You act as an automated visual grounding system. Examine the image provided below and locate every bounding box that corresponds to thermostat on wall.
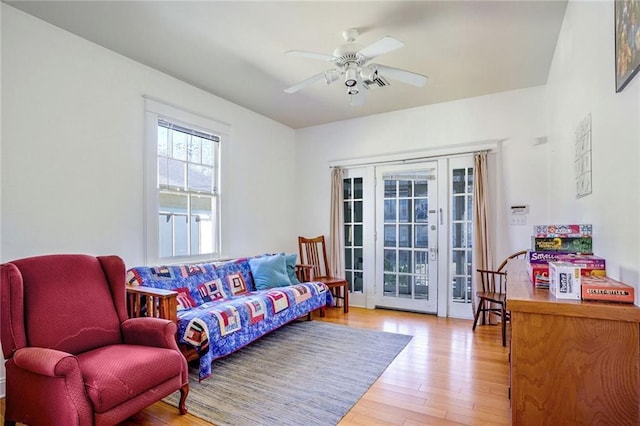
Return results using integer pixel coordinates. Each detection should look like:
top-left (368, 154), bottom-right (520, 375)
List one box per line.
top-left (510, 205), bottom-right (529, 226)
top-left (511, 205), bottom-right (529, 215)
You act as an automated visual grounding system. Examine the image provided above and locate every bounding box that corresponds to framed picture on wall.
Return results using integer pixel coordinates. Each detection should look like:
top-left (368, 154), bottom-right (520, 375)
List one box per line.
top-left (615, 0), bottom-right (640, 92)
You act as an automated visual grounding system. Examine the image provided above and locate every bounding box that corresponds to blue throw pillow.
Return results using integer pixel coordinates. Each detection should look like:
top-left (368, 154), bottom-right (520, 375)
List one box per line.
top-left (249, 254), bottom-right (291, 290)
top-left (285, 253), bottom-right (301, 284)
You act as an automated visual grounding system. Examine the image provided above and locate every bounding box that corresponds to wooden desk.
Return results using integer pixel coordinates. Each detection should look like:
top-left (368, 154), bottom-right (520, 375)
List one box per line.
top-left (506, 259), bottom-right (640, 425)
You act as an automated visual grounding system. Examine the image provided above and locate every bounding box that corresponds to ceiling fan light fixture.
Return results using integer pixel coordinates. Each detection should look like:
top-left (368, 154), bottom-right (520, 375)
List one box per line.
top-left (346, 86), bottom-right (359, 95)
top-left (324, 69), bottom-right (340, 85)
top-left (342, 28), bottom-right (359, 43)
top-left (344, 63), bottom-right (358, 87)
top-left (360, 66), bottom-right (378, 82)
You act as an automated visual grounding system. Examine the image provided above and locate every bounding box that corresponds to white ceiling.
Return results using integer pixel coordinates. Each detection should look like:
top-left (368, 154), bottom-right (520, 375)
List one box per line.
top-left (6, 0), bottom-right (568, 129)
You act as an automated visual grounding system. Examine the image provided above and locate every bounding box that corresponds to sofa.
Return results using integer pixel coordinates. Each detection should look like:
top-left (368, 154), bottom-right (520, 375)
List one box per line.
top-left (126, 253), bottom-right (332, 380)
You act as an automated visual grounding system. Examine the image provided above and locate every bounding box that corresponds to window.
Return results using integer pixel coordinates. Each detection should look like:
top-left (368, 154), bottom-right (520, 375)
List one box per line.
top-left (144, 98), bottom-right (228, 263)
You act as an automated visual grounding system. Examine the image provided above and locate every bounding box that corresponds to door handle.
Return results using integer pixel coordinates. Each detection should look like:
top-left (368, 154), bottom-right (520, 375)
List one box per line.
top-left (429, 247), bottom-right (437, 261)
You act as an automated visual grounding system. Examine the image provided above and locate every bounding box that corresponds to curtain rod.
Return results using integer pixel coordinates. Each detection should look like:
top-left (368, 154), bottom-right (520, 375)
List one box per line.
top-left (329, 145), bottom-right (497, 169)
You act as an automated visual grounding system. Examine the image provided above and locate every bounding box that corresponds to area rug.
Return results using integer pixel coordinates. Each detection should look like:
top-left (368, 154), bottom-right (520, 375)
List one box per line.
top-left (163, 320), bottom-right (412, 426)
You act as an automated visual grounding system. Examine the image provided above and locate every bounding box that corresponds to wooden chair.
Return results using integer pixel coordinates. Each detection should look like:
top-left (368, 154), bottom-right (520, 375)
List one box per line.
top-left (473, 269), bottom-right (509, 346)
top-left (472, 250), bottom-right (527, 346)
top-left (496, 250), bottom-right (528, 272)
top-left (298, 235), bottom-right (349, 313)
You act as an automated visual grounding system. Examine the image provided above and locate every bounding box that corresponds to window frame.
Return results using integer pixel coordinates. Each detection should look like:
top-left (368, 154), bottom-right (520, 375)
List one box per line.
top-left (144, 98), bottom-right (229, 265)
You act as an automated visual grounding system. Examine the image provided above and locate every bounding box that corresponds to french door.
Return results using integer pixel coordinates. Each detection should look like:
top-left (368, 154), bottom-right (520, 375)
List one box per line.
top-left (341, 154), bottom-right (477, 318)
top-left (447, 157), bottom-right (474, 319)
top-left (375, 163), bottom-right (438, 313)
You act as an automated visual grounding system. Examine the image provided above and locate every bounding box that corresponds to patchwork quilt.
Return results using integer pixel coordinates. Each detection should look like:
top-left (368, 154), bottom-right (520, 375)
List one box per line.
top-left (127, 257), bottom-right (331, 380)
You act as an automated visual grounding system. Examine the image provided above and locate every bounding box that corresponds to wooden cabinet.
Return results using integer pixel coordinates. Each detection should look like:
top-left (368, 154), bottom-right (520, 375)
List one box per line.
top-left (506, 259), bottom-right (640, 425)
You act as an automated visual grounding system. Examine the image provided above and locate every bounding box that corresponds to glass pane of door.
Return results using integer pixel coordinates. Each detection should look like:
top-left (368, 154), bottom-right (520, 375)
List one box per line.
top-left (376, 163), bottom-right (438, 313)
top-left (344, 177), bottom-right (364, 293)
top-left (448, 157), bottom-right (474, 319)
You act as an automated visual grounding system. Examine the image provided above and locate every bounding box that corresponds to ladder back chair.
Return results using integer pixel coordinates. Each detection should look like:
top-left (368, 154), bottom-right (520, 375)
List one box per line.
top-left (473, 250), bottom-right (527, 346)
top-left (298, 235), bottom-right (349, 313)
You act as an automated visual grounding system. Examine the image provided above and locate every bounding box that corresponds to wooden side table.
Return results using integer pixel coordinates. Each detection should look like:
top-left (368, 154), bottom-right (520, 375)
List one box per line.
top-left (506, 259), bottom-right (640, 425)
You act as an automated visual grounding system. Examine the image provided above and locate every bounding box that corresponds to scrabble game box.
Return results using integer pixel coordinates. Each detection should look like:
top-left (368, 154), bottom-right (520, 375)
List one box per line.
top-left (581, 276), bottom-right (635, 303)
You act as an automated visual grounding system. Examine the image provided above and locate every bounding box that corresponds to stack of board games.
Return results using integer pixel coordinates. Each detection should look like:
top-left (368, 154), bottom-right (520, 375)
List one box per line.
top-left (527, 224), bottom-right (605, 289)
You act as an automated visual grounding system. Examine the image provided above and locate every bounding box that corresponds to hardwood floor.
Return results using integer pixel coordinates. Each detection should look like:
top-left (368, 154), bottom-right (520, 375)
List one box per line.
top-left (1, 307), bottom-right (511, 425)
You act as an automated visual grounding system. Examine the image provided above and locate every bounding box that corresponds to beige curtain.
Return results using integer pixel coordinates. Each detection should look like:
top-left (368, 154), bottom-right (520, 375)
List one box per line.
top-left (472, 152), bottom-right (493, 316)
top-left (329, 167), bottom-right (345, 278)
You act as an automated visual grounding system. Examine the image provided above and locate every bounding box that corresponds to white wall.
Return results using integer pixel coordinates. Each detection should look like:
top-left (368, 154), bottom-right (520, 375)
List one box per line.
top-left (545, 0), bottom-right (640, 297)
top-left (294, 87), bottom-right (550, 263)
top-left (1, 4), bottom-right (298, 267)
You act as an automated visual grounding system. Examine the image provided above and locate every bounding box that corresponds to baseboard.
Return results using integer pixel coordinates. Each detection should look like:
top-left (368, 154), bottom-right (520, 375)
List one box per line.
top-left (0, 376), bottom-right (5, 398)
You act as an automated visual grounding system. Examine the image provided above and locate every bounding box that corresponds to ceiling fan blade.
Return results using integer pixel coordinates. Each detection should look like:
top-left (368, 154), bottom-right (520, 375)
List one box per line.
top-left (284, 71), bottom-right (330, 94)
top-left (373, 64), bottom-right (429, 87)
top-left (285, 50), bottom-right (337, 62)
top-left (357, 36), bottom-right (404, 60)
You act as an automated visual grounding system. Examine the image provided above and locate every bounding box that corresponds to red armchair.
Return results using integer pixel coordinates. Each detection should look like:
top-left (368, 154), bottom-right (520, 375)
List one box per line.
top-left (1, 254), bottom-right (189, 425)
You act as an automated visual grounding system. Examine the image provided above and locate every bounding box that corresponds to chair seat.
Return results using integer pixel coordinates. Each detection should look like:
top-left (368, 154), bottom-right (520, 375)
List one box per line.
top-left (475, 291), bottom-right (506, 304)
top-left (314, 276), bottom-right (348, 287)
top-left (77, 344), bottom-right (184, 413)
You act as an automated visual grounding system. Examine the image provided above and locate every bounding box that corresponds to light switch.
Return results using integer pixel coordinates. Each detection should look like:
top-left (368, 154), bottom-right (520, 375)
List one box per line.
top-left (510, 214), bottom-right (527, 225)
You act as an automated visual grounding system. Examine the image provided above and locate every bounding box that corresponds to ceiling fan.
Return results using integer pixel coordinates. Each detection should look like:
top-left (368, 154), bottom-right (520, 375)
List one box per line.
top-left (284, 28), bottom-right (428, 106)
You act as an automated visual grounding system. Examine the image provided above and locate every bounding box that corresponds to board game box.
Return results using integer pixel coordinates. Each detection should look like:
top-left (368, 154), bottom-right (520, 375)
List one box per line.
top-left (549, 262), bottom-right (582, 300)
top-left (528, 263), bottom-right (551, 288)
top-left (581, 276), bottom-right (635, 303)
top-left (555, 254), bottom-right (606, 270)
top-left (532, 237), bottom-right (592, 254)
top-left (528, 263), bottom-right (604, 289)
top-left (527, 251), bottom-right (572, 264)
top-left (533, 224), bottom-right (592, 238)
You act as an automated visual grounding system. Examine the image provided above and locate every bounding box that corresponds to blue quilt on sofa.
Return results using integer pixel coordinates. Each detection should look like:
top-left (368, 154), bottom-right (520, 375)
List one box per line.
top-left (126, 257), bottom-right (331, 380)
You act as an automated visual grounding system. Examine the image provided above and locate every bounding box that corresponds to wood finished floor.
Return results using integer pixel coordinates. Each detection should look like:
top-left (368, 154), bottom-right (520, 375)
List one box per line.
top-left (1, 307), bottom-right (511, 425)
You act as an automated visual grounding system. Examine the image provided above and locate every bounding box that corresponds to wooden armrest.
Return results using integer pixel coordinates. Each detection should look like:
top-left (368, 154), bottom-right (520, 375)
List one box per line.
top-left (295, 264), bottom-right (316, 281)
top-left (126, 285), bottom-right (178, 322)
top-left (126, 285), bottom-right (178, 297)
